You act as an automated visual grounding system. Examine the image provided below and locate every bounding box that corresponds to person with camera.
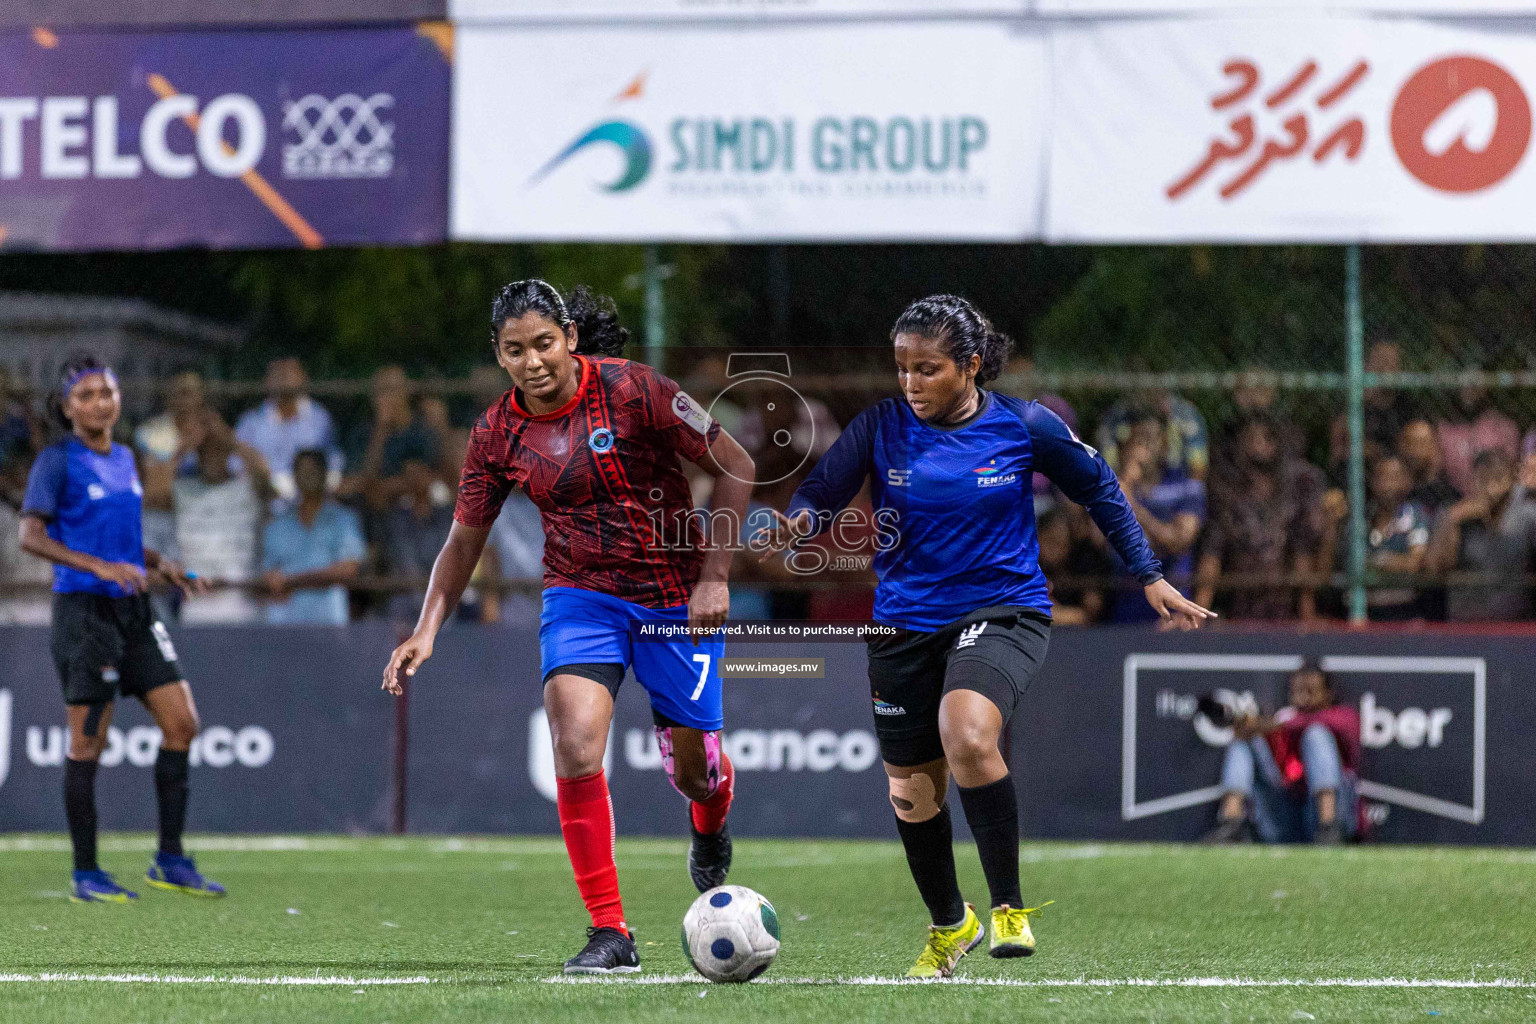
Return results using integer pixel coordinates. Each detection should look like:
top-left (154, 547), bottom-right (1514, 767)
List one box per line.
top-left (1203, 663), bottom-right (1361, 845)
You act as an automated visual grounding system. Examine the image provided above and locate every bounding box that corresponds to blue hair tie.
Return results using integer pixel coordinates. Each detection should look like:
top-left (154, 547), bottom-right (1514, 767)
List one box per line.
top-left (61, 366), bottom-right (115, 400)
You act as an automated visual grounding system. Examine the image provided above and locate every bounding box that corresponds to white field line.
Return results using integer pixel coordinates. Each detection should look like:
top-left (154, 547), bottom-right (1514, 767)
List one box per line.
top-left (0, 973), bottom-right (436, 986)
top-left (545, 974), bottom-right (1536, 989)
top-left (7, 836), bottom-right (1536, 867)
top-left (4, 972), bottom-right (1534, 990)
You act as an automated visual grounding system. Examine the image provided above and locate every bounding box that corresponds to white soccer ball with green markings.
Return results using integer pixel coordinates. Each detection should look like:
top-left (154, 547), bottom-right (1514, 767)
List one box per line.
top-left (682, 885), bottom-right (780, 983)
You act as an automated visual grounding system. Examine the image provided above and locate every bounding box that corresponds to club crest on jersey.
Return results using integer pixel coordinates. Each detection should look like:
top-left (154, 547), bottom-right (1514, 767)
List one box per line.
top-left (587, 427), bottom-right (616, 454)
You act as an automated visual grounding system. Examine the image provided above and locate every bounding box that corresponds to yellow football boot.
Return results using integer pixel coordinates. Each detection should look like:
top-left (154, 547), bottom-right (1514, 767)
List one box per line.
top-left (906, 903), bottom-right (984, 979)
top-left (990, 901), bottom-right (1053, 958)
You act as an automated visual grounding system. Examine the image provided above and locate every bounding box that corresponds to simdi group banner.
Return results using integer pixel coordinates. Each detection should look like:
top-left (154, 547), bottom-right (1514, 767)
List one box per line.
top-left (1048, 17), bottom-right (1536, 242)
top-left (451, 22), bottom-right (1046, 242)
top-left (0, 27), bottom-right (449, 251)
top-left (449, 1), bottom-right (1025, 19)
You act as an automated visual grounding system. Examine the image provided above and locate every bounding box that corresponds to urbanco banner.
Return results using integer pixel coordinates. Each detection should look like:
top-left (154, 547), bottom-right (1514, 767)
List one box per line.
top-left (451, 21), bottom-right (1046, 241)
top-left (0, 27), bottom-right (449, 251)
top-left (1047, 17), bottom-right (1536, 242)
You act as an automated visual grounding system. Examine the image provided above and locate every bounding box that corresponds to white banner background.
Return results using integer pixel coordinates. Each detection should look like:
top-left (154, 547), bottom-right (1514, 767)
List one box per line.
top-left (450, 1), bottom-right (1025, 21)
top-left (453, 23), bottom-right (1046, 241)
top-left (1048, 18), bottom-right (1536, 242)
top-left (1038, 1), bottom-right (1536, 12)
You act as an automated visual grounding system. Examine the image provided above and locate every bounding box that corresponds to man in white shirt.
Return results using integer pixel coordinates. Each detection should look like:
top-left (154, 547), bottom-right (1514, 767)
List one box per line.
top-left (235, 358), bottom-right (342, 503)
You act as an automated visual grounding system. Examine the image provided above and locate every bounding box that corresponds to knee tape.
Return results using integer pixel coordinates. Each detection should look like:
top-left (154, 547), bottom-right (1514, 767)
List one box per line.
top-left (655, 727), bottom-right (723, 799)
top-left (82, 703), bottom-right (107, 739)
top-left (889, 772), bottom-right (942, 822)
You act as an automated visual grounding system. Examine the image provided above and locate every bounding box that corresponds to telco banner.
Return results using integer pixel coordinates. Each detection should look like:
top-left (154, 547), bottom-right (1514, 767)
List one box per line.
top-left (1048, 17), bottom-right (1536, 242)
top-left (0, 623), bottom-right (1533, 845)
top-left (0, 27), bottom-right (449, 251)
top-left (452, 22), bottom-right (1046, 241)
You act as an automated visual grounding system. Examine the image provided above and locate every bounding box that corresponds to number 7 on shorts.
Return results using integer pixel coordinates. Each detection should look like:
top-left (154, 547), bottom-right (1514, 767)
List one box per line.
top-left (690, 653), bottom-right (711, 701)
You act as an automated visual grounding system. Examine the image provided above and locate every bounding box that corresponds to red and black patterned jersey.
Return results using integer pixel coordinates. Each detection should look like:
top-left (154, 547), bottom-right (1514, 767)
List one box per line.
top-left (455, 355), bottom-right (721, 609)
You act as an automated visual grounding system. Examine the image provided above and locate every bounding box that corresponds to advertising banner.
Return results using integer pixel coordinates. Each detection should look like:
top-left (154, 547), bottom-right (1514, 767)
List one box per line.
top-left (2, 2), bottom-right (447, 29)
top-left (1047, 18), bottom-right (1536, 242)
top-left (0, 27), bottom-right (450, 252)
top-left (2, 622), bottom-right (1534, 844)
top-left (452, 22), bottom-right (1046, 241)
top-left (1038, 1), bottom-right (1536, 12)
top-left (450, 1), bottom-right (1025, 20)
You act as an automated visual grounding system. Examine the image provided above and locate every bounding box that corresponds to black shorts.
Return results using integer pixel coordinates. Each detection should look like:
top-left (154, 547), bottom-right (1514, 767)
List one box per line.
top-left (865, 606), bottom-right (1051, 767)
top-left (51, 592), bottom-right (183, 705)
top-left (541, 663), bottom-right (689, 729)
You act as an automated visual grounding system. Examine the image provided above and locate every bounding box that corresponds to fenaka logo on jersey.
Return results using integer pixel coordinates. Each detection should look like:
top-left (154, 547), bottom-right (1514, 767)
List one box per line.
top-left (974, 459), bottom-right (1018, 488)
top-left (282, 92), bottom-right (396, 180)
top-left (873, 697), bottom-right (906, 716)
top-left (530, 71), bottom-right (991, 198)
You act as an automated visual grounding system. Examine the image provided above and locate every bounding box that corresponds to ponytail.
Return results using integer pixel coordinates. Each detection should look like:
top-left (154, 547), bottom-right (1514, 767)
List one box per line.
top-left (563, 285), bottom-right (630, 357)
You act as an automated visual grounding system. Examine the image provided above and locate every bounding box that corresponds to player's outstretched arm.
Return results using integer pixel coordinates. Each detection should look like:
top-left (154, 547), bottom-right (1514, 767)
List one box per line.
top-left (755, 509), bottom-right (815, 561)
top-left (1144, 577), bottom-right (1216, 631)
top-left (382, 521), bottom-right (492, 693)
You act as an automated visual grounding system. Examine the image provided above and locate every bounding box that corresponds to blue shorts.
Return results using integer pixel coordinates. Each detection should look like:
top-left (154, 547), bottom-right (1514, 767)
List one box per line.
top-left (539, 587), bottom-right (725, 731)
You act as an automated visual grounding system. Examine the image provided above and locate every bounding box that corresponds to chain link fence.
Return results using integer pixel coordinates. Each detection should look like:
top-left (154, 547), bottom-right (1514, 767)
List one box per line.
top-left (3, 245), bottom-right (1535, 627)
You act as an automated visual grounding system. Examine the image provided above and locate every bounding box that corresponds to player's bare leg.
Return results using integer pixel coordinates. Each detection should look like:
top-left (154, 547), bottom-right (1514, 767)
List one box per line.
top-left (661, 725), bottom-right (734, 891)
top-left (545, 674), bottom-right (639, 974)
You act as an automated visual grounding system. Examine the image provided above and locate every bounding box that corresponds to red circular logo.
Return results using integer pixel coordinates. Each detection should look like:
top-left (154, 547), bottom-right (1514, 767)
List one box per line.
top-left (1391, 55), bottom-right (1532, 193)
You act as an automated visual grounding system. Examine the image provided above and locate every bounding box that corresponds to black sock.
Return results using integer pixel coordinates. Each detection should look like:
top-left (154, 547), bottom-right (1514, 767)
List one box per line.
top-left (155, 748), bottom-right (190, 857)
top-left (959, 775), bottom-right (1023, 910)
top-left (894, 804), bottom-right (967, 927)
top-left (63, 758), bottom-right (99, 873)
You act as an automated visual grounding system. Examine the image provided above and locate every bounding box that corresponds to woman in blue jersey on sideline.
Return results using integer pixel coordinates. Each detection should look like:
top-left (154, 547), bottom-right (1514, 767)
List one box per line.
top-left (760, 296), bottom-right (1213, 978)
top-left (20, 354), bottom-right (225, 903)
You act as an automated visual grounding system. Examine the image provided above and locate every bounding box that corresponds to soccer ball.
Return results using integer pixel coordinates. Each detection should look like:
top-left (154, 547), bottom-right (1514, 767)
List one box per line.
top-left (681, 885), bottom-right (780, 983)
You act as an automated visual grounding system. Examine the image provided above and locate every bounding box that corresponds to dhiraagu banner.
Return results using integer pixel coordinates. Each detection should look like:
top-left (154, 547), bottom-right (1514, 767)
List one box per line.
top-left (451, 21), bottom-right (1046, 241)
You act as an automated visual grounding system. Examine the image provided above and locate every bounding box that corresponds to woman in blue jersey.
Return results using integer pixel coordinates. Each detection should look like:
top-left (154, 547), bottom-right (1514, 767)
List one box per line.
top-left (20, 354), bottom-right (225, 903)
top-left (762, 295), bottom-right (1213, 977)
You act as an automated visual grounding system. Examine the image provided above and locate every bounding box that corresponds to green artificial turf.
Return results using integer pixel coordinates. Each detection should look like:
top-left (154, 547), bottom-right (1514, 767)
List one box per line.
top-left (3, 834), bottom-right (1535, 1022)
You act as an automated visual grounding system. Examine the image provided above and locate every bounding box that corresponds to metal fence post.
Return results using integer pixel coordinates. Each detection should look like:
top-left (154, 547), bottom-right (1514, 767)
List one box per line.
top-left (644, 244), bottom-right (666, 369)
top-left (1345, 244), bottom-right (1367, 624)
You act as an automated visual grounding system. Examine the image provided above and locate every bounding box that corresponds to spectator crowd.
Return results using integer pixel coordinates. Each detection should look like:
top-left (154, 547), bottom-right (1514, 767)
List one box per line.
top-left (1, 339), bottom-right (1535, 627)
top-left (0, 358), bottom-right (543, 626)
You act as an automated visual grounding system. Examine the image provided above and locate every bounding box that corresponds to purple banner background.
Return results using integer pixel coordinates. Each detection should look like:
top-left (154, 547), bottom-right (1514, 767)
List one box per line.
top-left (0, 27), bottom-right (449, 251)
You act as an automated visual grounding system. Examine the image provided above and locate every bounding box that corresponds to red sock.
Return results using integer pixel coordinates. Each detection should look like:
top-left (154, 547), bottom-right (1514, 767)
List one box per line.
top-left (690, 753), bottom-right (734, 835)
top-left (556, 771), bottom-right (626, 933)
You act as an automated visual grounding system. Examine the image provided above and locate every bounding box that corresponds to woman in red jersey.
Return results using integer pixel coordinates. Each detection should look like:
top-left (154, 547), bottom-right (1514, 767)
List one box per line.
top-left (383, 281), bottom-right (755, 975)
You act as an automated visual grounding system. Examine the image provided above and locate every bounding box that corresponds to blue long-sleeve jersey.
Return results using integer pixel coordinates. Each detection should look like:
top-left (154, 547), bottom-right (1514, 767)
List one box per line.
top-left (785, 391), bottom-right (1163, 631)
